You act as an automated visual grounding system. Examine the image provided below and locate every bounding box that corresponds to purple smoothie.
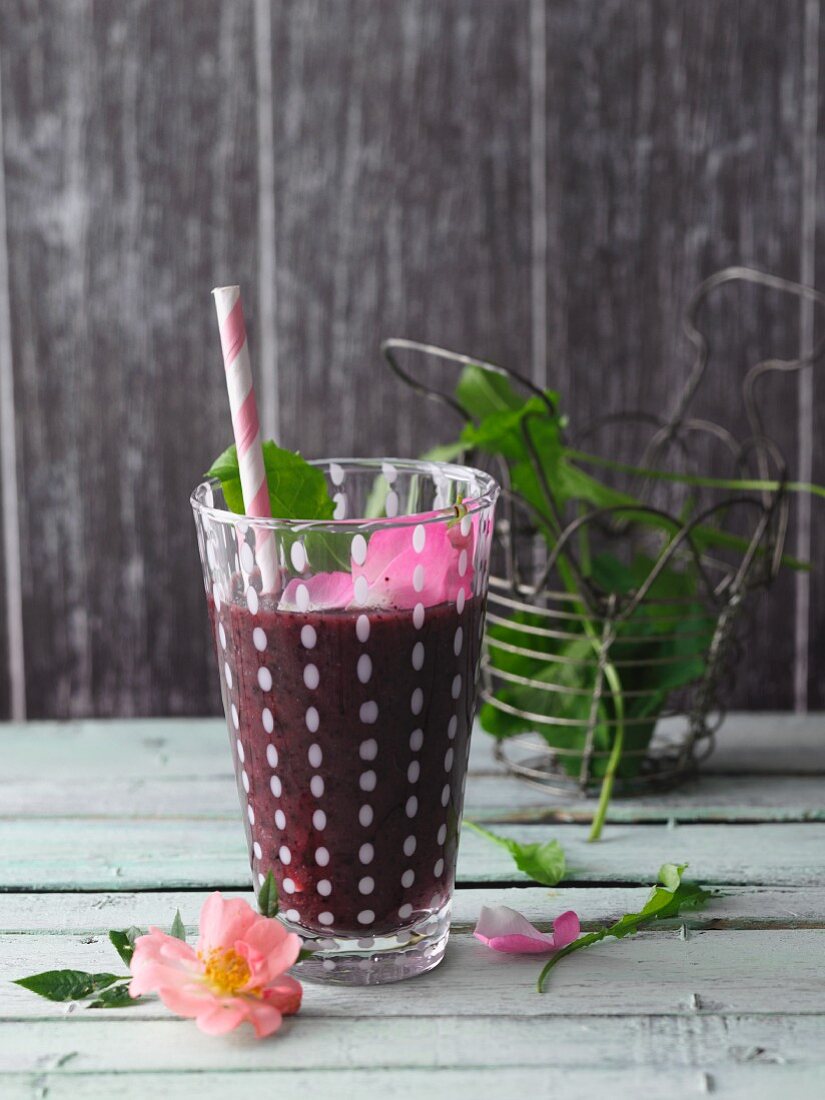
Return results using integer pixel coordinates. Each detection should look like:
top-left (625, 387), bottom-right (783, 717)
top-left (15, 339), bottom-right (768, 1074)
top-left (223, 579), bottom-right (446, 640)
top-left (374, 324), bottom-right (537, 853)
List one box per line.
top-left (210, 590), bottom-right (482, 937)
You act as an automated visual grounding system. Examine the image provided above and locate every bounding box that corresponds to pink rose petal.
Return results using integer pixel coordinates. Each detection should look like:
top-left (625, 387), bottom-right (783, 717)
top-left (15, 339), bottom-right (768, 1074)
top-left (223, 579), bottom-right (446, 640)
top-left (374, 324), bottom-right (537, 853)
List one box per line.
top-left (473, 905), bottom-right (580, 954)
top-left (277, 510), bottom-right (477, 613)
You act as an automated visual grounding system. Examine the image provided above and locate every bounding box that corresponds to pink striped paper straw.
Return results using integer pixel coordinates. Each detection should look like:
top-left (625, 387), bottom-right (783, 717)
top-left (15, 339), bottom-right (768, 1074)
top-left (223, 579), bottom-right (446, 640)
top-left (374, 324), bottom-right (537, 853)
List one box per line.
top-left (212, 285), bottom-right (278, 592)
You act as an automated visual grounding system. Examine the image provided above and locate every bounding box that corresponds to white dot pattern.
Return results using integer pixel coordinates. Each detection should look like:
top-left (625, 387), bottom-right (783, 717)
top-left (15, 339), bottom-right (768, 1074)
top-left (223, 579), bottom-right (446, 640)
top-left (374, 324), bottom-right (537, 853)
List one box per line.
top-left (351, 534), bottom-right (367, 565)
top-left (303, 663), bottom-right (320, 689)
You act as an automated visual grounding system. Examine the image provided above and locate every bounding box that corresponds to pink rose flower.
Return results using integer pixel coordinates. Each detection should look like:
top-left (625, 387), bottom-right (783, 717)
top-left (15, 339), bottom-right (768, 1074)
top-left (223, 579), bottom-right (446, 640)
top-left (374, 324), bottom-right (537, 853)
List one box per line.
top-left (280, 509), bottom-right (476, 612)
top-left (129, 892), bottom-right (303, 1038)
top-left (474, 905), bottom-right (580, 954)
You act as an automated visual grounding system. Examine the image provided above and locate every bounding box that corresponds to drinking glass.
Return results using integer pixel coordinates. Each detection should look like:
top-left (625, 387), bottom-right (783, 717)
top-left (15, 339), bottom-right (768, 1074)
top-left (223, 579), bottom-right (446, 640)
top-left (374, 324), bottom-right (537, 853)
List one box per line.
top-left (191, 458), bottom-right (498, 983)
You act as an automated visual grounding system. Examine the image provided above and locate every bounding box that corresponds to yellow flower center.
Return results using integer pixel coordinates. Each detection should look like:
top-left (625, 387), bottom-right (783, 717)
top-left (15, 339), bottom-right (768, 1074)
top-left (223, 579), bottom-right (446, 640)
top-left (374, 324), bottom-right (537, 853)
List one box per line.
top-left (200, 947), bottom-right (252, 996)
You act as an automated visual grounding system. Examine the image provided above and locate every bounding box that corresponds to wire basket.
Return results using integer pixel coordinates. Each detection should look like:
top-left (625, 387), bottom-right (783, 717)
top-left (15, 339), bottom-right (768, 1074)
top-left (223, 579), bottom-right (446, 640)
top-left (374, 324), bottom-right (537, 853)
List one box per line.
top-left (382, 267), bottom-right (825, 797)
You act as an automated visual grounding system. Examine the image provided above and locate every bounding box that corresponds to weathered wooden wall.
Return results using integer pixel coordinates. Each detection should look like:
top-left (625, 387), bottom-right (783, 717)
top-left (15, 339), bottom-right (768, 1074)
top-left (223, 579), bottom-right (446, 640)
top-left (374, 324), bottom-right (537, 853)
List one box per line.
top-left (0, 0), bottom-right (821, 719)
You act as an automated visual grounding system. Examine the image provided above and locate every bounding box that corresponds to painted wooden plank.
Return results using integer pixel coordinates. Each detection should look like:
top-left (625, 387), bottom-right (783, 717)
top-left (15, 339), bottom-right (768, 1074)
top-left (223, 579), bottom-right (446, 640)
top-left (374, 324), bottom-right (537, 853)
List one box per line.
top-left (1, 1014), bottom-right (824, 1074)
top-left (543, 0), bottom-right (808, 709)
top-left (269, 0), bottom-right (532, 462)
top-left (809, 1), bottom-right (825, 709)
top-left (2, 714), bottom-right (822, 782)
top-left (1, 885), bottom-right (823, 936)
top-left (5, 771), bottom-right (825, 824)
top-left (2, 1065), bottom-right (823, 1100)
top-left (1, 819), bottom-right (824, 890)
top-left (0, 0), bottom-right (257, 718)
top-left (3, 928), bottom-right (825, 1018)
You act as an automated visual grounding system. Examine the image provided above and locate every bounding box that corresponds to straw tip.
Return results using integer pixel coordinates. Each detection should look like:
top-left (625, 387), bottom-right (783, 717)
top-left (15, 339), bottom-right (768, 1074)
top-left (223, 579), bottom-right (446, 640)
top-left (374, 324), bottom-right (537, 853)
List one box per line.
top-left (211, 285), bottom-right (240, 299)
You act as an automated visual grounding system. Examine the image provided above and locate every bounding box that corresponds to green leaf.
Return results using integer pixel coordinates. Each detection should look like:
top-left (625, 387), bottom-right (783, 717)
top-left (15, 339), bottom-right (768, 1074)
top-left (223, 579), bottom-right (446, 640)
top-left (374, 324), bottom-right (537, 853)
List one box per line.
top-left (169, 910), bottom-right (186, 942)
top-left (537, 864), bottom-right (712, 991)
top-left (14, 971), bottom-right (126, 1003)
top-left (456, 364), bottom-right (530, 420)
top-left (420, 442), bottom-right (467, 464)
top-left (108, 926), bottom-right (144, 967)
top-left (465, 821), bottom-right (565, 886)
top-left (258, 869), bottom-right (279, 918)
top-left (205, 441), bottom-right (335, 521)
top-left (88, 982), bottom-right (139, 1009)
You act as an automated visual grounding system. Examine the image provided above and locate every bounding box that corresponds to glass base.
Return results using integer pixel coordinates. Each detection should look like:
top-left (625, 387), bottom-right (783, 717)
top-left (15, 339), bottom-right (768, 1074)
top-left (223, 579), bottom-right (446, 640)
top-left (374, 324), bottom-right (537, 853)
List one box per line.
top-left (287, 901), bottom-right (452, 986)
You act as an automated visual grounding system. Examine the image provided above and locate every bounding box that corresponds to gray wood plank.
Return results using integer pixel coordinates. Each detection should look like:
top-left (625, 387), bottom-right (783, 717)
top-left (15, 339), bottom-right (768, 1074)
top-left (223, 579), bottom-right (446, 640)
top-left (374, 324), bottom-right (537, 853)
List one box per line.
top-left (2, 716), bottom-right (824, 824)
top-left (5, 771), bottom-right (825, 823)
top-left (809, 0), bottom-right (825, 710)
top-left (0, 470), bottom-right (8, 720)
top-left (0, 63), bottom-right (11, 722)
top-left (2, 885), bottom-right (823, 935)
top-left (0, 0), bottom-right (257, 718)
top-left (2, 1066), bottom-right (823, 1100)
top-left (543, 0), bottom-right (808, 709)
top-left (2, 818), bottom-right (824, 891)
top-left (2, 1015), bottom-right (825, 1074)
top-left (2, 712), bottom-right (821, 779)
top-left (4, 926), bottom-right (825, 1018)
top-left (269, 0), bottom-right (533, 461)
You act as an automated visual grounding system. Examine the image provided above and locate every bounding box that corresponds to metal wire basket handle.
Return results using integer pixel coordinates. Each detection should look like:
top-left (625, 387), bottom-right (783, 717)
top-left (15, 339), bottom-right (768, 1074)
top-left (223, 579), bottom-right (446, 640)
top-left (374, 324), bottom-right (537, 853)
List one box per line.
top-left (380, 267), bottom-right (825, 798)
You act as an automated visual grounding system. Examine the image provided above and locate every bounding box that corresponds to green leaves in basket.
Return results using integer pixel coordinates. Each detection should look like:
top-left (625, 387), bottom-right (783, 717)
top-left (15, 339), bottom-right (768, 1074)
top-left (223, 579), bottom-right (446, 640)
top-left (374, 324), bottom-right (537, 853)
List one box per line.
top-left (465, 821), bottom-right (566, 886)
top-left (206, 441), bottom-right (335, 521)
top-left (480, 552), bottom-right (713, 781)
top-left (536, 863), bottom-right (712, 991)
top-left (258, 869), bottom-right (280, 918)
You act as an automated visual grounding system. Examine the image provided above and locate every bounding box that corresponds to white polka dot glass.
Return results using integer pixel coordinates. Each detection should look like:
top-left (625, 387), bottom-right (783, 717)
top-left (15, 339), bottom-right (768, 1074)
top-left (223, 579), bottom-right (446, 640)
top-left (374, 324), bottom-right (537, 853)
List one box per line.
top-left (191, 458), bottom-right (498, 984)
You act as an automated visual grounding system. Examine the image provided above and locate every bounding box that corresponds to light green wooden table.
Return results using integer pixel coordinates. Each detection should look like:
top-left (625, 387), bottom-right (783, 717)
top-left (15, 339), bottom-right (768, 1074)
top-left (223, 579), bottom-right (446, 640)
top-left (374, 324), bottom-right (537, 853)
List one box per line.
top-left (1, 715), bottom-right (824, 1098)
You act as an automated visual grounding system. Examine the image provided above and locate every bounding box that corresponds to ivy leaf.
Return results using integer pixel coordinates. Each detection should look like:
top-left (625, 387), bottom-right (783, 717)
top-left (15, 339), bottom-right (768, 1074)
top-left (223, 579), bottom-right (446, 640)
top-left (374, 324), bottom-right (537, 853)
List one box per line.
top-left (205, 442), bottom-right (335, 521)
top-left (169, 910), bottom-right (186, 942)
top-left (108, 926), bottom-right (144, 967)
top-left (88, 982), bottom-right (139, 1009)
top-left (536, 864), bottom-right (712, 991)
top-left (14, 970), bottom-right (126, 1003)
top-left (258, 869), bottom-right (280, 918)
top-left (465, 821), bottom-right (566, 886)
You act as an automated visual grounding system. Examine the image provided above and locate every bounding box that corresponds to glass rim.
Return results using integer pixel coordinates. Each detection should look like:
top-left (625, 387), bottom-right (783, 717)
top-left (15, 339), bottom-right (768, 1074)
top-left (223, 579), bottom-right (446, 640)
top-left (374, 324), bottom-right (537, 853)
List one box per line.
top-left (190, 456), bottom-right (499, 531)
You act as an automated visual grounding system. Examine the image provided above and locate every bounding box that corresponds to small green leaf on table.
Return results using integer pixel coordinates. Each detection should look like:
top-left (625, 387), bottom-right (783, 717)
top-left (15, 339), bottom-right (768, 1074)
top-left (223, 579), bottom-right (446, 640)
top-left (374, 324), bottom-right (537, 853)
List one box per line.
top-left (13, 970), bottom-right (127, 1003)
top-left (258, 869), bottom-right (280, 917)
top-left (169, 909), bottom-right (187, 942)
top-left (109, 926), bottom-right (144, 966)
top-left (88, 982), bottom-right (138, 1009)
top-left (465, 821), bottom-right (566, 886)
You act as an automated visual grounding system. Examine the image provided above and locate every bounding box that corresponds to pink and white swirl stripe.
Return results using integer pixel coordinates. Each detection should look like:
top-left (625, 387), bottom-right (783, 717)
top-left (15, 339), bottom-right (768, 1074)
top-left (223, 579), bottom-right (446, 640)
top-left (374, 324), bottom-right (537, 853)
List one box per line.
top-left (212, 285), bottom-right (277, 592)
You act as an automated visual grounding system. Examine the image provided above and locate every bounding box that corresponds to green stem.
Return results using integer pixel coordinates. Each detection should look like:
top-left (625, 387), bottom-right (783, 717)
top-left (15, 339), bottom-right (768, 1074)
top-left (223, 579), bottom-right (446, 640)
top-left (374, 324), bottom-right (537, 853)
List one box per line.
top-left (587, 661), bottom-right (624, 842)
top-left (553, 556), bottom-right (625, 842)
top-left (567, 448), bottom-right (825, 500)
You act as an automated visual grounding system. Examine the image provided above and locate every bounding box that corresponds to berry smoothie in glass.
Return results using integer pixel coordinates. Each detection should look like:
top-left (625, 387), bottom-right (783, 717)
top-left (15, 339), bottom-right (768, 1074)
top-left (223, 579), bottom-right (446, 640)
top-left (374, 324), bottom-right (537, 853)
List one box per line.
top-left (193, 459), bottom-right (498, 983)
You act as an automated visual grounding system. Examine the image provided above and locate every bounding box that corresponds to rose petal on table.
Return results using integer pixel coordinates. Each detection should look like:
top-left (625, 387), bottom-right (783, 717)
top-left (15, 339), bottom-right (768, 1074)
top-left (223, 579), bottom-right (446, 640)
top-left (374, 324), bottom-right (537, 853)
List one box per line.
top-left (473, 905), bottom-right (580, 954)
